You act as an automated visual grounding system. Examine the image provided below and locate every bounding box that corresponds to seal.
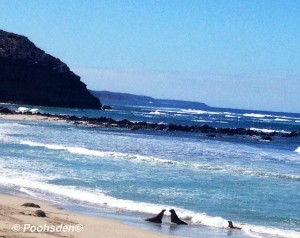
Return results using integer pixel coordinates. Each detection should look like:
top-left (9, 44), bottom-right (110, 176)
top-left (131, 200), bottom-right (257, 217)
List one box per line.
top-left (21, 202), bottom-right (40, 208)
top-left (169, 209), bottom-right (188, 225)
top-left (228, 221), bottom-right (241, 230)
top-left (34, 210), bottom-right (46, 217)
top-left (145, 209), bottom-right (166, 223)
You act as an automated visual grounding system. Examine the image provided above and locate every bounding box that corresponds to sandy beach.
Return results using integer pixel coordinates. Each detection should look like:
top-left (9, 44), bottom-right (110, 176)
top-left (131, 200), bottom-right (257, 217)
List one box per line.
top-left (0, 193), bottom-right (175, 238)
top-left (0, 113), bottom-right (65, 123)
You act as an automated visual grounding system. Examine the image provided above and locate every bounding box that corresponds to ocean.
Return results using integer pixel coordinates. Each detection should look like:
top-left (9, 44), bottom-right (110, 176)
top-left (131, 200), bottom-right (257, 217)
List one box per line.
top-left (0, 103), bottom-right (299, 238)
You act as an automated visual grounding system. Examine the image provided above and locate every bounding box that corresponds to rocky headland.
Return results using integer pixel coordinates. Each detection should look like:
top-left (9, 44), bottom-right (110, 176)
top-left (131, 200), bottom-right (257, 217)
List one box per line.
top-left (0, 29), bottom-right (101, 109)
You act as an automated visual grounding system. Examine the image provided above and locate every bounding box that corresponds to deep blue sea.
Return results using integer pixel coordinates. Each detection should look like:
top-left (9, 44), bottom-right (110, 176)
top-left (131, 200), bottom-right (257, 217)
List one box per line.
top-left (0, 103), bottom-right (299, 238)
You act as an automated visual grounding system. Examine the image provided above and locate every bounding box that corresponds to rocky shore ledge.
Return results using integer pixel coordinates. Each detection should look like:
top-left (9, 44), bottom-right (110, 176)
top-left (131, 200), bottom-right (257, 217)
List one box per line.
top-left (1, 107), bottom-right (299, 141)
top-left (0, 107), bottom-right (300, 141)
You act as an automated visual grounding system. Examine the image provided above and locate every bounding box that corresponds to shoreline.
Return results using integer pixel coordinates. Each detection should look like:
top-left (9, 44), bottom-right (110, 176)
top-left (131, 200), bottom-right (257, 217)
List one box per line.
top-left (0, 192), bottom-right (176, 238)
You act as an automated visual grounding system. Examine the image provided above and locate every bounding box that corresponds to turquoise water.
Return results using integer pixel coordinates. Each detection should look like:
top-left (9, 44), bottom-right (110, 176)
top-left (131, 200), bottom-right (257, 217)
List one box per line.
top-left (0, 105), bottom-right (299, 237)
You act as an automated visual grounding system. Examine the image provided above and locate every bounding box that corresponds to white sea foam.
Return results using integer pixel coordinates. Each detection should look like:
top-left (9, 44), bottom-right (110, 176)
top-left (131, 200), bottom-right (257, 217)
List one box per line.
top-left (250, 127), bottom-right (276, 133)
top-left (216, 121), bottom-right (228, 124)
top-left (30, 108), bottom-right (39, 113)
top-left (243, 224), bottom-right (300, 238)
top-left (225, 115), bottom-right (236, 118)
top-left (17, 107), bottom-right (30, 113)
top-left (149, 110), bottom-right (166, 115)
top-left (0, 122), bottom-right (28, 128)
top-left (250, 127), bottom-right (289, 134)
top-left (295, 146), bottom-right (300, 153)
top-left (179, 109), bottom-right (220, 115)
top-left (243, 113), bottom-right (271, 118)
top-left (20, 140), bottom-right (176, 165)
top-left (193, 120), bottom-right (212, 123)
top-left (275, 118), bottom-right (290, 122)
top-left (0, 122), bottom-right (29, 141)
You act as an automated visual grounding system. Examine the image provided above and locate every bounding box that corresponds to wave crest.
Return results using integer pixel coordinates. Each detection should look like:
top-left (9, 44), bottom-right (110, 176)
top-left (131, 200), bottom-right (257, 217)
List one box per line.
top-left (20, 140), bottom-right (300, 181)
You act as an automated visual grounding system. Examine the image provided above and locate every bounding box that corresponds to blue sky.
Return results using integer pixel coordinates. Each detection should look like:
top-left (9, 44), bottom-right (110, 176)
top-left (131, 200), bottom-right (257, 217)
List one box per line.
top-left (1, 0), bottom-right (299, 112)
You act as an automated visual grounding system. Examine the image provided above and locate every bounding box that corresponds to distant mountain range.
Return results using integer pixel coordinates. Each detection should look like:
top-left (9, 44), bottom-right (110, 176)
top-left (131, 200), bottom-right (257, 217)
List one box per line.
top-left (91, 91), bottom-right (210, 109)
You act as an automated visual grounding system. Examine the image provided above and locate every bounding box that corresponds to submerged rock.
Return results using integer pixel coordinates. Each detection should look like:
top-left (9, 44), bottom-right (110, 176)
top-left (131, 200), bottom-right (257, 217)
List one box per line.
top-left (102, 105), bottom-right (112, 110)
top-left (0, 107), bottom-right (12, 114)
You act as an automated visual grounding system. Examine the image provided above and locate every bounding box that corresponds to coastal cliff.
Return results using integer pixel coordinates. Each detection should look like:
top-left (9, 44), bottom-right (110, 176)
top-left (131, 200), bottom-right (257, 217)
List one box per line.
top-left (0, 29), bottom-right (102, 109)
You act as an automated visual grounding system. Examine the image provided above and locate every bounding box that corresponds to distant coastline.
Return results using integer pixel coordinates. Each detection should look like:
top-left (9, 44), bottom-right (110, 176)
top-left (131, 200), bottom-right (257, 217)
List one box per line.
top-left (90, 90), bottom-right (210, 109)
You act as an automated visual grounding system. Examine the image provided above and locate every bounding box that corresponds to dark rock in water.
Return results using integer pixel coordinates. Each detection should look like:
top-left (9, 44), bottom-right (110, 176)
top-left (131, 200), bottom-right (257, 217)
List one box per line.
top-left (283, 131), bottom-right (299, 137)
top-left (207, 134), bottom-right (216, 138)
top-left (130, 126), bottom-right (140, 131)
top-left (102, 105), bottom-right (112, 110)
top-left (34, 210), bottom-right (46, 217)
top-left (22, 202), bottom-right (40, 208)
top-left (261, 136), bottom-right (273, 141)
top-left (0, 29), bottom-right (102, 109)
top-left (119, 119), bottom-right (132, 126)
top-left (0, 107), bottom-right (12, 114)
top-left (155, 124), bottom-right (166, 131)
top-left (68, 115), bottom-right (79, 121)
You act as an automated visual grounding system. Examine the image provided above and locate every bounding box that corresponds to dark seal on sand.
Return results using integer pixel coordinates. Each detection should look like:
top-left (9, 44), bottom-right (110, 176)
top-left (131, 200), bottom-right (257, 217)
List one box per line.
top-left (169, 209), bottom-right (188, 225)
top-left (22, 203), bottom-right (40, 208)
top-left (34, 210), bottom-right (46, 217)
top-left (145, 209), bottom-right (166, 223)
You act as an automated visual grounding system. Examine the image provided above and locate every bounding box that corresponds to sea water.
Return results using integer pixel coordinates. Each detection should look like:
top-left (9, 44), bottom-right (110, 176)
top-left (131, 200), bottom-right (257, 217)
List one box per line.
top-left (0, 104), bottom-right (299, 238)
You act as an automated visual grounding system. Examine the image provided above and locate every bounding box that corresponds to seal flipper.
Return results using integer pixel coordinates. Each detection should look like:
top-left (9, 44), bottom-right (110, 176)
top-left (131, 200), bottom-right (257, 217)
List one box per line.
top-left (145, 209), bottom-right (166, 223)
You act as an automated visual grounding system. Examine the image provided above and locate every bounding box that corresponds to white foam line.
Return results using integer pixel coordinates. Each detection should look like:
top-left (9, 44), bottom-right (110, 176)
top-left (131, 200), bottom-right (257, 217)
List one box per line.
top-left (20, 140), bottom-right (176, 165)
top-left (179, 109), bottom-right (221, 115)
top-left (20, 140), bottom-right (300, 181)
top-left (243, 113), bottom-right (271, 118)
top-left (250, 127), bottom-right (289, 134)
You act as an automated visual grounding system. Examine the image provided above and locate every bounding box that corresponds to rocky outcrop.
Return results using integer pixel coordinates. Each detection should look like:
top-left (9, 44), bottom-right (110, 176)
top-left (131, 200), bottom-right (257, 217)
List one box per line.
top-left (0, 29), bottom-right (102, 109)
top-left (1, 107), bottom-right (299, 140)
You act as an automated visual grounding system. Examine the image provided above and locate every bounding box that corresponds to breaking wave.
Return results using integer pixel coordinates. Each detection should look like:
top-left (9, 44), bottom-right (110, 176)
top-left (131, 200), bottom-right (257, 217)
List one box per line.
top-left (20, 140), bottom-right (300, 181)
top-left (243, 113), bottom-right (270, 118)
